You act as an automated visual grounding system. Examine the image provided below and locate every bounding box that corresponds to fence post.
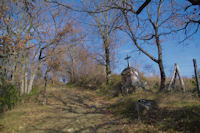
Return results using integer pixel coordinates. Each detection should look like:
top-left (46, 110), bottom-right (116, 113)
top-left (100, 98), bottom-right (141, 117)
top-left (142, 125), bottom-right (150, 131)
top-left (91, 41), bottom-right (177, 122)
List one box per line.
top-left (193, 59), bottom-right (200, 97)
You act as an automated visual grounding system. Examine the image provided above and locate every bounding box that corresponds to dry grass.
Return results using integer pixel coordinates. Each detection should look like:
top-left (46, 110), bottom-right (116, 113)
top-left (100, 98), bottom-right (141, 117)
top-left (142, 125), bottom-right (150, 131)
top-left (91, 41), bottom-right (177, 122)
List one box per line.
top-left (0, 87), bottom-right (122, 133)
top-left (0, 85), bottom-right (200, 133)
top-left (110, 89), bottom-right (200, 132)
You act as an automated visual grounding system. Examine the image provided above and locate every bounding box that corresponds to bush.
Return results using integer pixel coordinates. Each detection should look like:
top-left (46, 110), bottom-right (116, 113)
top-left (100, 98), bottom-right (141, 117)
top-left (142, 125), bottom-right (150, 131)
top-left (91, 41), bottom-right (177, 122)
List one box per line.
top-left (0, 81), bottom-right (19, 112)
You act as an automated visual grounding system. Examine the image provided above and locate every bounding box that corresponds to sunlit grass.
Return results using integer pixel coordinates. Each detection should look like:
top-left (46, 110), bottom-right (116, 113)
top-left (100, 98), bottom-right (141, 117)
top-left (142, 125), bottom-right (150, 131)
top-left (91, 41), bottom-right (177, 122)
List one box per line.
top-left (0, 85), bottom-right (200, 133)
top-left (109, 89), bottom-right (200, 132)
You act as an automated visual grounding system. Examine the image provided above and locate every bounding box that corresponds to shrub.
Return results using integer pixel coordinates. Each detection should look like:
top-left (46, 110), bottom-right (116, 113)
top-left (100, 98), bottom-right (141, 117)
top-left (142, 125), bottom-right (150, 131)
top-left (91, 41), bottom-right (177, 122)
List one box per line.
top-left (0, 81), bottom-right (19, 112)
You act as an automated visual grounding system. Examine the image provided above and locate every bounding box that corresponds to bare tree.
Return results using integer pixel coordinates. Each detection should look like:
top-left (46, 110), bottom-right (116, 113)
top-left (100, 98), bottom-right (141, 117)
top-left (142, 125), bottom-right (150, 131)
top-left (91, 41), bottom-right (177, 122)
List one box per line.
top-left (130, 0), bottom-right (200, 42)
top-left (83, 0), bottom-right (122, 84)
top-left (108, 0), bottom-right (176, 90)
top-left (0, 0), bottom-right (37, 94)
top-left (44, 0), bottom-right (122, 84)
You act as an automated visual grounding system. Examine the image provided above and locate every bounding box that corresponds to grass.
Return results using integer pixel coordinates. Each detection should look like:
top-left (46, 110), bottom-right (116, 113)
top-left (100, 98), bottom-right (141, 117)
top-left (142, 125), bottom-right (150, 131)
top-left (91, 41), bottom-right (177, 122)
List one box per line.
top-left (0, 86), bottom-right (121, 133)
top-left (0, 84), bottom-right (200, 133)
top-left (109, 89), bottom-right (200, 132)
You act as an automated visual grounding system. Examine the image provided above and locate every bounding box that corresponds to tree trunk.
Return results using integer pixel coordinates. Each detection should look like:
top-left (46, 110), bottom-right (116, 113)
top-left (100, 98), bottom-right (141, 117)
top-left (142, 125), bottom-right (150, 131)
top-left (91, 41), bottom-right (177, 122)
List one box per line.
top-left (70, 52), bottom-right (75, 83)
top-left (193, 59), bottom-right (200, 97)
top-left (27, 72), bottom-right (36, 94)
top-left (158, 60), bottom-right (166, 90)
top-left (43, 70), bottom-right (48, 105)
top-left (155, 21), bottom-right (166, 90)
top-left (105, 41), bottom-right (111, 84)
top-left (157, 33), bottom-right (165, 90)
top-left (20, 65), bottom-right (25, 96)
top-left (27, 64), bottom-right (39, 94)
top-left (20, 78), bottom-right (24, 96)
top-left (11, 62), bottom-right (17, 82)
top-left (24, 71), bottom-right (28, 94)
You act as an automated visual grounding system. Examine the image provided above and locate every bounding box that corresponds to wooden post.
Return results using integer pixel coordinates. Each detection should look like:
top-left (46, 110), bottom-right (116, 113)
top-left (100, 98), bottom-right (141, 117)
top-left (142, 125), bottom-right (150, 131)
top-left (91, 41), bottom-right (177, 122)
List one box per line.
top-left (193, 59), bottom-right (200, 97)
top-left (176, 64), bottom-right (185, 92)
top-left (125, 55), bottom-right (131, 68)
top-left (168, 64), bottom-right (177, 91)
top-left (168, 63), bottom-right (185, 91)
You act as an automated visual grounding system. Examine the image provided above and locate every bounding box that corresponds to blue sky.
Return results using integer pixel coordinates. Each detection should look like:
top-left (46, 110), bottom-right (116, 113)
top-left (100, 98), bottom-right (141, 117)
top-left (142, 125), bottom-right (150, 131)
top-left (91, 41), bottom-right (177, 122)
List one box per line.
top-left (115, 35), bottom-right (200, 78)
top-left (58, 0), bottom-right (200, 78)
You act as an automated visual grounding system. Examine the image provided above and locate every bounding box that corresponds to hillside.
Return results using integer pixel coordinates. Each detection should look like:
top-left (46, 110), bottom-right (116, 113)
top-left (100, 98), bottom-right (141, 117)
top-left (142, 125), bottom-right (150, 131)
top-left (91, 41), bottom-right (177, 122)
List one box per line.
top-left (0, 86), bottom-right (200, 133)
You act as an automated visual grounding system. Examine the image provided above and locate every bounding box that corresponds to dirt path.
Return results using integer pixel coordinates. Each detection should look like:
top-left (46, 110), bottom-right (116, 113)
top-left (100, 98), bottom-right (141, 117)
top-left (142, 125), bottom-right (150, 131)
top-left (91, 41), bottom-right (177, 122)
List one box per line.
top-left (0, 87), bottom-right (127, 133)
top-left (1, 87), bottom-right (200, 132)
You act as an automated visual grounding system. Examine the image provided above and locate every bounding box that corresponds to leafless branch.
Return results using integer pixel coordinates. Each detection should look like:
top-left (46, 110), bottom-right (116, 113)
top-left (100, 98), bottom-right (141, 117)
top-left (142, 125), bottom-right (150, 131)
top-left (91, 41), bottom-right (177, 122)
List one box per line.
top-left (122, 11), bottom-right (158, 63)
top-left (136, 0), bottom-right (151, 15)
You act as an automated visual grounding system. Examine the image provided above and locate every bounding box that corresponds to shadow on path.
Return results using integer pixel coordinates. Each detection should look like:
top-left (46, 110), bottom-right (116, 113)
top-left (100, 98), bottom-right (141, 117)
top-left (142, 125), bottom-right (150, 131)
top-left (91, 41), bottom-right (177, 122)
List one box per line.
top-left (30, 88), bottom-right (124, 133)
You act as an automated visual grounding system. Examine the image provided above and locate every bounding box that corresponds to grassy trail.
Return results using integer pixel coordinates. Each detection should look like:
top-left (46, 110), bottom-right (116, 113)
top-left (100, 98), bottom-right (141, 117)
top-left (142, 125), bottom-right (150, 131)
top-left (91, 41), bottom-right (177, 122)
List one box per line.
top-left (0, 87), bottom-right (127, 133)
top-left (1, 86), bottom-right (200, 133)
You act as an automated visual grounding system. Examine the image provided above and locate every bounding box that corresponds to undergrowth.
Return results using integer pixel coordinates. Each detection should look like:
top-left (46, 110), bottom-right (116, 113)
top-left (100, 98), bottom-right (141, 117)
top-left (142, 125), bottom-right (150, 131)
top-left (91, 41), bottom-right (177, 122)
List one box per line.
top-left (0, 81), bottom-right (19, 112)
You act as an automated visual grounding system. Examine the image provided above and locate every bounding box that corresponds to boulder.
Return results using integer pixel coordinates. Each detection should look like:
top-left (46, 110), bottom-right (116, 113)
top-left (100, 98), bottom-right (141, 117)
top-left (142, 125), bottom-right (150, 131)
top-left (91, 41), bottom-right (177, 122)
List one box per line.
top-left (136, 99), bottom-right (158, 120)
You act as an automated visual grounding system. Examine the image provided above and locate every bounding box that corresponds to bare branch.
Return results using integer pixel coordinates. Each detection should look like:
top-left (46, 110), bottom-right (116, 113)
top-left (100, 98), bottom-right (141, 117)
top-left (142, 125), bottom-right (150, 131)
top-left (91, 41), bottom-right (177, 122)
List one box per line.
top-left (122, 11), bottom-right (158, 63)
top-left (187, 0), bottom-right (200, 5)
top-left (136, 0), bottom-right (151, 15)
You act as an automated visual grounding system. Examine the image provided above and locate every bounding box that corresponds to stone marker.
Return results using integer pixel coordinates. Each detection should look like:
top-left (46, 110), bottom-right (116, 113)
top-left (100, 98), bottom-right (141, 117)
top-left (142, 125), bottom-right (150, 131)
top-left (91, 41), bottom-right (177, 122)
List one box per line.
top-left (121, 66), bottom-right (145, 95)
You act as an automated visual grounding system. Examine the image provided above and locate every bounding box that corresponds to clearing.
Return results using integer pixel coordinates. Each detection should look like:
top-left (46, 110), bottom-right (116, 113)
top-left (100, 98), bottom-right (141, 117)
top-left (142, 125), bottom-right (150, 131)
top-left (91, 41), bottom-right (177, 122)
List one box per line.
top-left (0, 86), bottom-right (200, 133)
